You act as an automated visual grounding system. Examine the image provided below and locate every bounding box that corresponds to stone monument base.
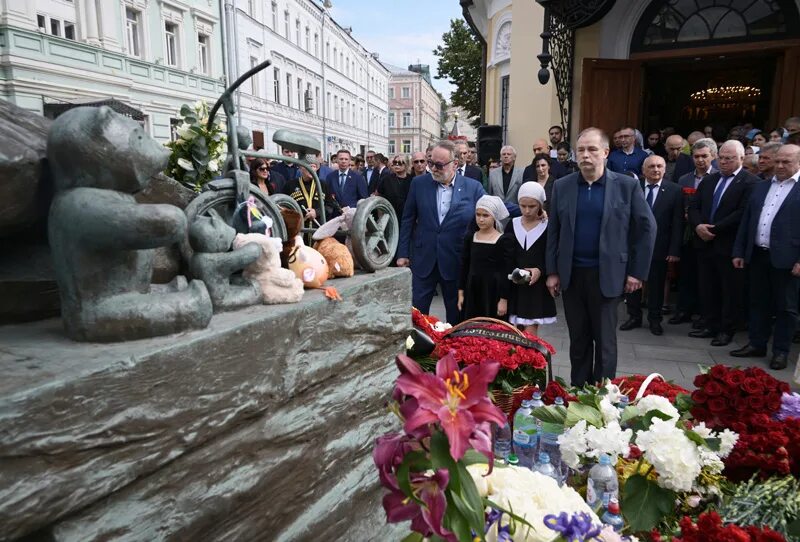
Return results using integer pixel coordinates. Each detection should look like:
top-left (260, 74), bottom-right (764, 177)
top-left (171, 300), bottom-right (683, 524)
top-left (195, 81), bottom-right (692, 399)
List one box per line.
top-left (0, 269), bottom-right (411, 541)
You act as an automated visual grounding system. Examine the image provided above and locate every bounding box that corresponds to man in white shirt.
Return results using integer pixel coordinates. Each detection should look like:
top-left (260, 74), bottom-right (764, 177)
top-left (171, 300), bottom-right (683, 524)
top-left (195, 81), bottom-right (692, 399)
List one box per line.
top-left (731, 145), bottom-right (800, 369)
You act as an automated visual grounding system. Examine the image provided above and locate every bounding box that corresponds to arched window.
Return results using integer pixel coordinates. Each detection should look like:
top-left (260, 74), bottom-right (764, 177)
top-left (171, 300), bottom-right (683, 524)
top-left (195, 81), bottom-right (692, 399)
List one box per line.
top-left (631, 0), bottom-right (799, 52)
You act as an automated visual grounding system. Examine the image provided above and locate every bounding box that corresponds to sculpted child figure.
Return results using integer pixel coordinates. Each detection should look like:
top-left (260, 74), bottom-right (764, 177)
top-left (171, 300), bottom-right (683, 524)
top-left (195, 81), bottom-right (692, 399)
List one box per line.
top-left (47, 106), bottom-right (213, 341)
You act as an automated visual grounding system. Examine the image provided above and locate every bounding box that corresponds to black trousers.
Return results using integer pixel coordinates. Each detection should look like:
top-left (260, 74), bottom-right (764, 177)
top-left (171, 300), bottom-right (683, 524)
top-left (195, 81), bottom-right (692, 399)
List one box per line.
top-left (748, 248), bottom-right (800, 355)
top-left (626, 259), bottom-right (668, 323)
top-left (697, 250), bottom-right (744, 334)
top-left (676, 242), bottom-right (700, 315)
top-left (562, 267), bottom-right (621, 386)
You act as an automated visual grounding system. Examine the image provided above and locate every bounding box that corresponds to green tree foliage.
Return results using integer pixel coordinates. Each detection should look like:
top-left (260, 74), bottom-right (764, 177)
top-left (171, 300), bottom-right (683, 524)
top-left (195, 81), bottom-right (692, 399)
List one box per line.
top-left (433, 18), bottom-right (482, 126)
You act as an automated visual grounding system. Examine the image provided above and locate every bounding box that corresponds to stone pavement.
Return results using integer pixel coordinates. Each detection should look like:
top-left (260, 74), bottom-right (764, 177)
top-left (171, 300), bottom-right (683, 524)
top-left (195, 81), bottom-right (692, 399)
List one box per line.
top-left (428, 296), bottom-right (800, 391)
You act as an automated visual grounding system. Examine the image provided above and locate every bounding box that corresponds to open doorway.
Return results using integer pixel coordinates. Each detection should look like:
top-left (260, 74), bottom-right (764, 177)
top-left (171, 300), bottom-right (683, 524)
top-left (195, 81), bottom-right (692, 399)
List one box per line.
top-left (642, 53), bottom-right (777, 136)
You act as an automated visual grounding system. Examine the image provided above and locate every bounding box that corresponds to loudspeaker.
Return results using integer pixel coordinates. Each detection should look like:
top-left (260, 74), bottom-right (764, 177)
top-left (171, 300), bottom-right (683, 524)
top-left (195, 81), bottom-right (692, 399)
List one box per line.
top-left (477, 124), bottom-right (502, 166)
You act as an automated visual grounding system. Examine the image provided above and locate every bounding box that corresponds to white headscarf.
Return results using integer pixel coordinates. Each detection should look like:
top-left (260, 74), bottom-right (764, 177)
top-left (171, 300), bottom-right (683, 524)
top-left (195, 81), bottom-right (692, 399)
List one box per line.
top-left (476, 195), bottom-right (509, 232)
top-left (517, 181), bottom-right (546, 204)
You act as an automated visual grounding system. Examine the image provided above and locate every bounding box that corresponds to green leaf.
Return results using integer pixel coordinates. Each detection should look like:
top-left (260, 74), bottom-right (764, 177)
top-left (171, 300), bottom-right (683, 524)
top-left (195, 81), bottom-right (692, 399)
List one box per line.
top-left (461, 449), bottom-right (490, 467)
top-left (443, 502), bottom-right (472, 542)
top-left (456, 461), bottom-right (486, 533)
top-left (683, 429), bottom-right (706, 447)
top-left (704, 437), bottom-right (721, 451)
top-left (674, 393), bottom-right (694, 413)
top-left (500, 378), bottom-right (514, 394)
top-left (531, 405), bottom-right (567, 425)
top-left (430, 430), bottom-right (456, 471)
top-left (396, 459), bottom-right (423, 506)
top-left (621, 474), bottom-right (677, 532)
top-left (578, 393), bottom-right (601, 409)
top-left (180, 104), bottom-right (193, 117)
top-left (566, 402), bottom-right (604, 428)
top-left (787, 518), bottom-right (800, 537)
top-left (485, 498), bottom-right (536, 531)
top-left (630, 410), bottom-right (675, 431)
top-left (400, 533), bottom-right (424, 542)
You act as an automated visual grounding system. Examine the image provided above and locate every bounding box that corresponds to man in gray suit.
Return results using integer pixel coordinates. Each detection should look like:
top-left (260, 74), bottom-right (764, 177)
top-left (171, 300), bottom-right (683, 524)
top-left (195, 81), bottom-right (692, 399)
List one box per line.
top-left (488, 145), bottom-right (524, 203)
top-left (546, 127), bottom-right (656, 385)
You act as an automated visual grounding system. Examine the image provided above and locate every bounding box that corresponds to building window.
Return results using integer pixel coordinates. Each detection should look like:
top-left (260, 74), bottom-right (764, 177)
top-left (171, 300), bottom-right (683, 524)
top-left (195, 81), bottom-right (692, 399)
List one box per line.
top-left (284, 11), bottom-right (290, 39)
top-left (388, 87), bottom-right (395, 99)
top-left (305, 27), bottom-right (310, 51)
top-left (388, 112), bottom-right (395, 128)
top-left (50, 18), bottom-right (61, 36)
top-left (250, 56), bottom-right (260, 96)
top-left (198, 34), bottom-right (209, 74)
top-left (271, 2), bottom-right (278, 30)
top-left (64, 22), bottom-right (75, 40)
top-left (388, 140), bottom-right (396, 154)
top-left (295, 19), bottom-right (301, 47)
top-left (315, 86), bottom-right (321, 113)
top-left (500, 75), bottom-right (510, 145)
top-left (164, 22), bottom-right (179, 67)
top-left (37, 14), bottom-right (46, 31)
top-left (327, 92), bottom-right (332, 118)
top-left (273, 67), bottom-right (281, 103)
top-left (401, 86), bottom-right (410, 98)
top-left (339, 52), bottom-right (343, 72)
top-left (402, 140), bottom-right (411, 153)
top-left (286, 73), bottom-right (292, 108)
top-left (314, 33), bottom-right (319, 57)
top-left (247, 0), bottom-right (255, 16)
top-left (297, 78), bottom-right (303, 110)
top-left (402, 112), bottom-right (411, 128)
top-left (126, 8), bottom-right (142, 58)
top-left (333, 46), bottom-right (337, 69)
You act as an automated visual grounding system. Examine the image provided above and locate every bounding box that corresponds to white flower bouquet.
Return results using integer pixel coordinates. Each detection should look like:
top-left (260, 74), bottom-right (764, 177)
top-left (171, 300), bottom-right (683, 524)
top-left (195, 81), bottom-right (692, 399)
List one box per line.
top-left (165, 100), bottom-right (227, 191)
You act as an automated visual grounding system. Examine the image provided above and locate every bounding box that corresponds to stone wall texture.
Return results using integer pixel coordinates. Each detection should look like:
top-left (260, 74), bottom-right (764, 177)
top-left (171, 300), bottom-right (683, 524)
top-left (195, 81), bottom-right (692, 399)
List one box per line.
top-left (0, 269), bottom-right (412, 541)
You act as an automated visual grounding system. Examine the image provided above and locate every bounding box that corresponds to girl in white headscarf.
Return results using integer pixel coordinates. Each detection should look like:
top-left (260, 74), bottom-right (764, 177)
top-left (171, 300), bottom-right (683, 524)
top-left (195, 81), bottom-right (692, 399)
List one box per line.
top-left (457, 195), bottom-right (509, 320)
top-left (498, 182), bottom-right (557, 336)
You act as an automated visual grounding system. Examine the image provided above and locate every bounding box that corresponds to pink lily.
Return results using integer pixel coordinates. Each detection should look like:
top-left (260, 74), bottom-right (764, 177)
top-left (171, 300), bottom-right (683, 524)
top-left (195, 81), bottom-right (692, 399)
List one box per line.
top-left (395, 352), bottom-right (506, 461)
top-left (381, 468), bottom-right (456, 542)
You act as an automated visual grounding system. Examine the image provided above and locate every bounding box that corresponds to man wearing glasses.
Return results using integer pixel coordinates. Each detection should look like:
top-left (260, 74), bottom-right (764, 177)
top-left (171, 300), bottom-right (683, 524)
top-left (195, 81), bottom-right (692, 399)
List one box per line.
top-left (607, 126), bottom-right (649, 177)
top-left (410, 151), bottom-right (429, 178)
top-left (397, 140), bottom-right (486, 324)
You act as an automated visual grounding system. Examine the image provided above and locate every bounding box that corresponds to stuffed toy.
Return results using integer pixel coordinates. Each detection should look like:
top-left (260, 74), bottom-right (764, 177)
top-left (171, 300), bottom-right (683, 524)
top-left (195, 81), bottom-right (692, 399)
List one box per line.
top-left (313, 237), bottom-right (354, 278)
top-left (232, 233), bottom-right (304, 304)
top-left (311, 207), bottom-right (360, 270)
top-left (280, 207), bottom-right (304, 268)
top-left (287, 243), bottom-right (329, 289)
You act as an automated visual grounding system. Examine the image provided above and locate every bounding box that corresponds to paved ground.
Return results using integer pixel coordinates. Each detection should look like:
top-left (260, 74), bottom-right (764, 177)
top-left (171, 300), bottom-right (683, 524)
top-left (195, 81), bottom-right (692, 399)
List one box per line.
top-left (428, 296), bottom-right (800, 391)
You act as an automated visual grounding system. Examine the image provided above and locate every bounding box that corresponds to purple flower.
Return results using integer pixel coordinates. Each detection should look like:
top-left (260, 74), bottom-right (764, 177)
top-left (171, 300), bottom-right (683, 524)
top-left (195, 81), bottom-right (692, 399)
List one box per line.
top-left (485, 509), bottom-right (513, 542)
top-left (775, 392), bottom-right (800, 421)
top-left (543, 512), bottom-right (602, 541)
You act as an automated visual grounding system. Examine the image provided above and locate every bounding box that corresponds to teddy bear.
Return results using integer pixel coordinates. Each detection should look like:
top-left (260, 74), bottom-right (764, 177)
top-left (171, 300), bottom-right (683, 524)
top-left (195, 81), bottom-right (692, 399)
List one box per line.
top-left (232, 233), bottom-right (304, 304)
top-left (313, 237), bottom-right (354, 278)
top-left (47, 106), bottom-right (212, 342)
top-left (189, 211), bottom-right (262, 311)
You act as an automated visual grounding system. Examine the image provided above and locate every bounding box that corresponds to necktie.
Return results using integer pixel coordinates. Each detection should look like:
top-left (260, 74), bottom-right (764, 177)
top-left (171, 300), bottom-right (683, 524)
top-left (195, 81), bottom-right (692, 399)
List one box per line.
top-left (339, 173), bottom-right (346, 189)
top-left (646, 184), bottom-right (656, 208)
top-left (709, 176), bottom-right (730, 222)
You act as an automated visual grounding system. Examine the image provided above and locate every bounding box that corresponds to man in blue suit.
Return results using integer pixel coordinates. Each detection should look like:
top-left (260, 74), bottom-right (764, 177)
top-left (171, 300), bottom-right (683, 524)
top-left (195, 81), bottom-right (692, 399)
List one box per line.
top-left (546, 128), bottom-right (656, 385)
top-left (397, 140), bottom-right (486, 324)
top-left (324, 149), bottom-right (368, 216)
top-left (731, 144), bottom-right (800, 370)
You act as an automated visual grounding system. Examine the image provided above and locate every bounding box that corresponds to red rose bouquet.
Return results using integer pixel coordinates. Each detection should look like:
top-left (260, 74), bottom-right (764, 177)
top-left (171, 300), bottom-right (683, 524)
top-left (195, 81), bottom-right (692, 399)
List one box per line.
top-left (674, 511), bottom-right (786, 542)
top-left (611, 374), bottom-right (689, 403)
top-left (723, 415), bottom-right (800, 481)
top-left (411, 307), bottom-right (447, 343)
top-left (542, 380), bottom-right (578, 405)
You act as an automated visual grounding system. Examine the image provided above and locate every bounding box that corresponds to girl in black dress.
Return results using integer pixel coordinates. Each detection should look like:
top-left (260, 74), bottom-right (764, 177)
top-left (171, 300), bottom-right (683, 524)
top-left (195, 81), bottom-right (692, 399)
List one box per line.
top-left (457, 195), bottom-right (509, 320)
top-left (499, 182), bottom-right (557, 337)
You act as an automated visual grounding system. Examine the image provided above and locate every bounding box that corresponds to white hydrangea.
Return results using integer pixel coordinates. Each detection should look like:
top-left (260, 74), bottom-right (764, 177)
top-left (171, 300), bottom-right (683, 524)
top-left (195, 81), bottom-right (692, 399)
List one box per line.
top-left (599, 396), bottom-right (621, 424)
top-left (558, 419), bottom-right (589, 470)
top-left (207, 159), bottom-right (219, 173)
top-left (584, 421), bottom-right (633, 461)
top-left (603, 382), bottom-right (624, 404)
top-left (718, 428), bottom-right (739, 458)
top-left (635, 417), bottom-right (701, 492)
top-left (634, 395), bottom-right (680, 421)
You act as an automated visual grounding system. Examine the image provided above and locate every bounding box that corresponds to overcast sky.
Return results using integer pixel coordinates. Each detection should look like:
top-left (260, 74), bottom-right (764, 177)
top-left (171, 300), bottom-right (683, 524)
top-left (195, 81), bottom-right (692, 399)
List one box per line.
top-left (324, 0), bottom-right (464, 99)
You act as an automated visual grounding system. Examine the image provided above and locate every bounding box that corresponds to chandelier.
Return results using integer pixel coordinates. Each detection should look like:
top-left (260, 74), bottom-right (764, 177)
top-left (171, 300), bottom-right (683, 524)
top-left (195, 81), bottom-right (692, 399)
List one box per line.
top-left (690, 85), bottom-right (762, 105)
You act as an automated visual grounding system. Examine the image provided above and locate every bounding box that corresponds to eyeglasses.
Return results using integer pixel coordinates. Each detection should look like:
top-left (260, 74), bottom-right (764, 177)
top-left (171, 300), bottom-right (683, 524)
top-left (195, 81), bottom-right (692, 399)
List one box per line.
top-left (257, 166), bottom-right (269, 171)
top-left (392, 161), bottom-right (406, 166)
top-left (427, 159), bottom-right (454, 170)
top-left (413, 159), bottom-right (427, 164)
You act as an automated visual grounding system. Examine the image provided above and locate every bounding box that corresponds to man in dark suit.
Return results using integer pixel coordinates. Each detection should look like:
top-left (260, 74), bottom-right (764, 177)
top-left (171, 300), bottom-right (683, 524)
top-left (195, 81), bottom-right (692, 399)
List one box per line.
top-left (731, 144), bottom-right (800, 370)
top-left (455, 140), bottom-right (483, 181)
top-left (620, 155), bottom-right (683, 335)
top-left (523, 138), bottom-right (568, 181)
top-left (362, 150), bottom-right (378, 187)
top-left (271, 147), bottom-right (300, 181)
top-left (369, 154), bottom-right (391, 193)
top-left (665, 135), bottom-right (694, 183)
top-left (688, 140), bottom-right (759, 346)
top-left (671, 138), bottom-right (718, 326)
top-left (397, 140), bottom-right (486, 324)
top-left (325, 149), bottom-right (368, 216)
top-left (546, 127), bottom-right (656, 385)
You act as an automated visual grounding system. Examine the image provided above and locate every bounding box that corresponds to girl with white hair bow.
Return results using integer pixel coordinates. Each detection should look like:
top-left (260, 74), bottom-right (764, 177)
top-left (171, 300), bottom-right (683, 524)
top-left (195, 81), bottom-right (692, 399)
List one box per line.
top-left (457, 195), bottom-right (509, 319)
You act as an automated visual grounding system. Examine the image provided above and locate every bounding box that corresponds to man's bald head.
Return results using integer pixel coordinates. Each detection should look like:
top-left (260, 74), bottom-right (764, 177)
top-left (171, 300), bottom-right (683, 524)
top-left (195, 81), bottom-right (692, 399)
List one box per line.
top-left (532, 138), bottom-right (550, 155)
top-left (687, 131), bottom-right (706, 145)
top-left (642, 154), bottom-right (666, 183)
top-left (665, 135), bottom-right (685, 161)
top-left (774, 144), bottom-right (800, 181)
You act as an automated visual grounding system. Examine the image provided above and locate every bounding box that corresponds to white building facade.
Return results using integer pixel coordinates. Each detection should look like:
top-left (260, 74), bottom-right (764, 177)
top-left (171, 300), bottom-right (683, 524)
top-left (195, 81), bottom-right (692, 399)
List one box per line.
top-left (230, 0), bottom-right (389, 159)
top-left (386, 63), bottom-right (441, 156)
top-left (0, 0), bottom-right (226, 141)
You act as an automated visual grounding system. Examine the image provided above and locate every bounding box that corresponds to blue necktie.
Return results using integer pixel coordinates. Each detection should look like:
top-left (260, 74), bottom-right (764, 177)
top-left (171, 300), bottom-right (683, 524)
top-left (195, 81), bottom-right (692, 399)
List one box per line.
top-left (646, 184), bottom-right (656, 208)
top-left (339, 173), bottom-right (346, 189)
top-left (709, 176), bottom-right (730, 222)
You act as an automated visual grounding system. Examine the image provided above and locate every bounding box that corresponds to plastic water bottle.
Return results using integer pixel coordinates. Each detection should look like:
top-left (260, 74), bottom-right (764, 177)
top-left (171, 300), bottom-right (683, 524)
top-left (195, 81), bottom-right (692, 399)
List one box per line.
top-left (506, 453), bottom-right (519, 466)
top-left (534, 452), bottom-right (559, 482)
top-left (601, 498), bottom-right (625, 532)
top-left (493, 419), bottom-right (512, 462)
top-left (530, 390), bottom-right (545, 433)
top-left (587, 454), bottom-right (619, 511)
top-left (512, 400), bottom-right (537, 469)
top-left (539, 396), bottom-right (565, 481)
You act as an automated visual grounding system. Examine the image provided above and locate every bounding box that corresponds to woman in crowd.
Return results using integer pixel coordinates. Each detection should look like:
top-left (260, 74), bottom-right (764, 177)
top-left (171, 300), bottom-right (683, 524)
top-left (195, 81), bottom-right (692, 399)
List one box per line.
top-left (250, 158), bottom-right (284, 195)
top-left (531, 153), bottom-right (556, 212)
top-left (644, 129), bottom-right (667, 157)
top-left (377, 155), bottom-right (413, 265)
top-left (769, 129), bottom-right (784, 143)
top-left (555, 142), bottom-right (579, 175)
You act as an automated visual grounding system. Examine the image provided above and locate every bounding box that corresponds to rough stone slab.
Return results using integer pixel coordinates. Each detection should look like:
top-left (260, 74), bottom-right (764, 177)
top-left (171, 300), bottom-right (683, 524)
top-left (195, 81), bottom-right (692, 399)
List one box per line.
top-left (0, 268), bottom-right (412, 541)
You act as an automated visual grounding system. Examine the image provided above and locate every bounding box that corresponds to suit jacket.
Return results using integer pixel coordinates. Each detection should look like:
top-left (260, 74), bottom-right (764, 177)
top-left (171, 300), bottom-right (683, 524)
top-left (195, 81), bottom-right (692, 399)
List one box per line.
top-left (733, 178), bottom-right (800, 269)
top-left (369, 166), bottom-right (392, 193)
top-left (545, 169), bottom-right (656, 298)
top-left (640, 180), bottom-right (684, 261)
top-left (488, 165), bottom-right (524, 203)
top-left (325, 169), bottom-right (368, 212)
top-left (687, 169), bottom-right (759, 257)
top-left (396, 173), bottom-right (486, 280)
top-left (669, 153), bottom-right (694, 183)
top-left (461, 164), bottom-right (483, 182)
top-left (678, 168), bottom-right (718, 190)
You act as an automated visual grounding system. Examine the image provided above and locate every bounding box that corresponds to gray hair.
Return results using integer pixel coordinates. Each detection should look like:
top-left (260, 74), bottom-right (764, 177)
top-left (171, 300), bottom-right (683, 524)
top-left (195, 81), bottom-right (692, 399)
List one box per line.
top-left (761, 142), bottom-right (783, 154)
top-left (577, 127), bottom-right (610, 150)
top-left (744, 154), bottom-right (759, 168)
top-left (720, 139), bottom-right (745, 158)
top-left (692, 138), bottom-right (718, 156)
top-left (500, 145), bottom-right (517, 157)
top-left (435, 140), bottom-right (457, 161)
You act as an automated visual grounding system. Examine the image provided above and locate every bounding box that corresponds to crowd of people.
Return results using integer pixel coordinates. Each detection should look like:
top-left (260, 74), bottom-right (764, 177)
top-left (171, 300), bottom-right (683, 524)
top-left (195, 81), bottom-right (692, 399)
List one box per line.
top-left (246, 116), bottom-right (800, 385)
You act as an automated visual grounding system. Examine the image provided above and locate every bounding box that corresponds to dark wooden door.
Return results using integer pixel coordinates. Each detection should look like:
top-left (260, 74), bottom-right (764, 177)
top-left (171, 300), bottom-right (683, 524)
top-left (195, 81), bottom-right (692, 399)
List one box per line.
top-left (579, 58), bottom-right (642, 134)
top-left (774, 47), bottom-right (800, 126)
